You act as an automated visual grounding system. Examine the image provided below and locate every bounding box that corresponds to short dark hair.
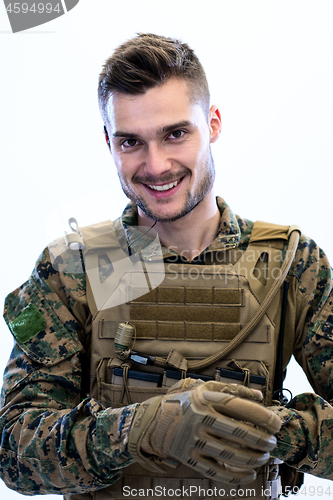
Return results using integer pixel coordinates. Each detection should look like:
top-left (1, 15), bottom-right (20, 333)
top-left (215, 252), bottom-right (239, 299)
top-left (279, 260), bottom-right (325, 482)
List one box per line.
top-left (98, 33), bottom-right (210, 124)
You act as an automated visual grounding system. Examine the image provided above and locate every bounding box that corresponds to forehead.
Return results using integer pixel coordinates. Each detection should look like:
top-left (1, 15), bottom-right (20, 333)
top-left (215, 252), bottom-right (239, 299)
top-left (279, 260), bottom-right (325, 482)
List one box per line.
top-left (106, 79), bottom-right (205, 135)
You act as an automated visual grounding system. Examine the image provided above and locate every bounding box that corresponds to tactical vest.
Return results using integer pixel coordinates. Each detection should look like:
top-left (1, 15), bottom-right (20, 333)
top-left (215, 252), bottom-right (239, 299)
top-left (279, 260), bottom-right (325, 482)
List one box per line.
top-left (64, 218), bottom-right (300, 500)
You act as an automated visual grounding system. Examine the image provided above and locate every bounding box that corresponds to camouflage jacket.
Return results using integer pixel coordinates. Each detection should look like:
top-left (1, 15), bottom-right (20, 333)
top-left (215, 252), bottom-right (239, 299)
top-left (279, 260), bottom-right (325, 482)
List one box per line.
top-left (1, 197), bottom-right (333, 495)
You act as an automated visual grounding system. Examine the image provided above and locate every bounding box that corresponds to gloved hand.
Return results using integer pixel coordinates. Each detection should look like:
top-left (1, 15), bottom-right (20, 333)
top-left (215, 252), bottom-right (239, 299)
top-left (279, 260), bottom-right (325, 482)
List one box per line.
top-left (165, 376), bottom-right (206, 393)
top-left (128, 381), bottom-right (281, 484)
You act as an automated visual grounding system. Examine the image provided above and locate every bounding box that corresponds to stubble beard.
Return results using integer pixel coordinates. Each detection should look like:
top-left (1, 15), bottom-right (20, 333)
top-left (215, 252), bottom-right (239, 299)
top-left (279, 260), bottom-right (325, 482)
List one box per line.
top-left (118, 150), bottom-right (216, 223)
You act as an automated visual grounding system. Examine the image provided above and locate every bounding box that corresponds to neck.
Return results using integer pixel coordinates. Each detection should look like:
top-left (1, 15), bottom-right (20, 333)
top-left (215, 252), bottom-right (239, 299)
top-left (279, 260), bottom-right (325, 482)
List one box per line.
top-left (138, 193), bottom-right (220, 261)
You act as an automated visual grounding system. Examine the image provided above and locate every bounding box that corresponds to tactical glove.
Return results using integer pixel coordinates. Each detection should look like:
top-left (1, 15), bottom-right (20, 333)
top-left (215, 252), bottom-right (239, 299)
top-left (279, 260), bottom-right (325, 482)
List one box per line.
top-left (128, 381), bottom-right (281, 484)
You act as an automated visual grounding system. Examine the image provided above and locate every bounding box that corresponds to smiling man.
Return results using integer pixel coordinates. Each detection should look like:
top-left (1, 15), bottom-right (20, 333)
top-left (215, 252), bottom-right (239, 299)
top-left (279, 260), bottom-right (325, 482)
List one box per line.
top-left (106, 78), bottom-right (218, 220)
top-left (1, 33), bottom-right (333, 500)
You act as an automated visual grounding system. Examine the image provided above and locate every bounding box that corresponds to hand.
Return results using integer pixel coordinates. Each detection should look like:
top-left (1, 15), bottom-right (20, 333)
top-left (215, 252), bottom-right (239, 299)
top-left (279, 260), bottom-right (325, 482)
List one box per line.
top-left (128, 381), bottom-right (281, 484)
top-left (165, 376), bottom-right (206, 393)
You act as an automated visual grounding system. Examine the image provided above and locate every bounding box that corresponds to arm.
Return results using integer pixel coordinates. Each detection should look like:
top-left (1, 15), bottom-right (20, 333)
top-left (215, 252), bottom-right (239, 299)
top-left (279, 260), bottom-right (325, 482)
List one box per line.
top-left (270, 235), bottom-right (333, 478)
top-left (0, 245), bottom-right (137, 495)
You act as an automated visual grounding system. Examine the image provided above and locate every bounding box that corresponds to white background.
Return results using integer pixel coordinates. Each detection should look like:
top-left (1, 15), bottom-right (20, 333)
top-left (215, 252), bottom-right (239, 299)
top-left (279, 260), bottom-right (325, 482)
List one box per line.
top-left (0, 0), bottom-right (332, 498)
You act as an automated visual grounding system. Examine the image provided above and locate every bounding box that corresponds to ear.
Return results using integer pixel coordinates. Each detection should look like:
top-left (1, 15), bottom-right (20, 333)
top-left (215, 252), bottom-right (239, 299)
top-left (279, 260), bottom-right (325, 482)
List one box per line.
top-left (208, 105), bottom-right (222, 143)
top-left (104, 125), bottom-right (111, 150)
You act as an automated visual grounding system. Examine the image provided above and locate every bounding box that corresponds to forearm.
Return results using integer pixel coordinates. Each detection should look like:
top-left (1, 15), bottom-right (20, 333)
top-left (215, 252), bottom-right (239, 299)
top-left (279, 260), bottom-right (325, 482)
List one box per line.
top-left (270, 393), bottom-right (333, 478)
top-left (0, 392), bottom-right (137, 495)
top-left (0, 344), bottom-right (138, 495)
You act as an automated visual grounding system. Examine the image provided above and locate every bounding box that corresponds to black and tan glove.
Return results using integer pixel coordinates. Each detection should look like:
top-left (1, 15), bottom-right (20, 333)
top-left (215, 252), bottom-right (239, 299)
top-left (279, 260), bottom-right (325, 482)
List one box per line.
top-left (128, 380), bottom-right (281, 484)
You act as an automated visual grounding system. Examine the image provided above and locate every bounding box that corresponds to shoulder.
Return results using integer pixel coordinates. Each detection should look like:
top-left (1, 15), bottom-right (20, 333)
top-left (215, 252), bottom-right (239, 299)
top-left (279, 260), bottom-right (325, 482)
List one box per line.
top-left (288, 233), bottom-right (332, 284)
top-left (288, 232), bottom-right (332, 309)
top-left (237, 214), bottom-right (332, 294)
top-left (3, 235), bottom-right (88, 366)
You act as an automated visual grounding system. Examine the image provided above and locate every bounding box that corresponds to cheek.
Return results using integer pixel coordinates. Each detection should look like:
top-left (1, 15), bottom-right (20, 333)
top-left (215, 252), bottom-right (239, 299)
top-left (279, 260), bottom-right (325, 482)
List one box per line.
top-left (113, 154), bottom-right (136, 179)
top-left (171, 138), bottom-right (205, 164)
top-left (183, 140), bottom-right (208, 166)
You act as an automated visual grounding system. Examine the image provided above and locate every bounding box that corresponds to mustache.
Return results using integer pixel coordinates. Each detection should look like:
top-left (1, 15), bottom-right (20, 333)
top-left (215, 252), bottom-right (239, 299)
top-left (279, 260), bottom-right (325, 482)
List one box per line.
top-left (132, 168), bottom-right (189, 185)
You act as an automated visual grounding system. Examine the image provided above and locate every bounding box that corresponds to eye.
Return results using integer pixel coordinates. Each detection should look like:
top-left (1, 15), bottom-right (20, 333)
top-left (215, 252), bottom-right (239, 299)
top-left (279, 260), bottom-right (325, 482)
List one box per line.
top-left (121, 138), bottom-right (140, 149)
top-left (168, 130), bottom-right (186, 140)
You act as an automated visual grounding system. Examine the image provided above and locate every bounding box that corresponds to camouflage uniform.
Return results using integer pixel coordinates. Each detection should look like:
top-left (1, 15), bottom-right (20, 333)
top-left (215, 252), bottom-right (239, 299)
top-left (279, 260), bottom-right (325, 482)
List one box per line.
top-left (1, 197), bottom-right (333, 496)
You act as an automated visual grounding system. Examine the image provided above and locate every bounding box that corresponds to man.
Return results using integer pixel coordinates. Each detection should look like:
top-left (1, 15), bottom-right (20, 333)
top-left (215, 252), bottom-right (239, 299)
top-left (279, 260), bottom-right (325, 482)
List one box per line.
top-left (1, 33), bottom-right (332, 500)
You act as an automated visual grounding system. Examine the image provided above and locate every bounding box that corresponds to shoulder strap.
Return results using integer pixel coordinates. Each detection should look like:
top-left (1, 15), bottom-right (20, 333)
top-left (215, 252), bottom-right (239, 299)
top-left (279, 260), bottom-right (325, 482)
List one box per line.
top-left (75, 218), bottom-right (129, 317)
top-left (80, 219), bottom-right (121, 249)
top-left (249, 221), bottom-right (291, 245)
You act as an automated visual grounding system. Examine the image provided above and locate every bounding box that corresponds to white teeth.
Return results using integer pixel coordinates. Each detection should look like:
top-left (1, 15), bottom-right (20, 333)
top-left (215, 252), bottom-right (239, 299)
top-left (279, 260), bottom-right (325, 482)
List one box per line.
top-left (148, 180), bottom-right (179, 191)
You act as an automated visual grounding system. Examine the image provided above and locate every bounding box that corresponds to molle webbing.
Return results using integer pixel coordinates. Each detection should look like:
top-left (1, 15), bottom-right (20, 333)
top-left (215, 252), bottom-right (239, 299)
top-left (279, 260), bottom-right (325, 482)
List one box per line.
top-left (131, 286), bottom-right (243, 340)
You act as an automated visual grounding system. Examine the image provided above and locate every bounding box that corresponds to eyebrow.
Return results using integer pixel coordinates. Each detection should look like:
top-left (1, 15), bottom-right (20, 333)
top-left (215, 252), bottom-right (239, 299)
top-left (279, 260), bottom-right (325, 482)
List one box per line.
top-left (112, 120), bottom-right (192, 139)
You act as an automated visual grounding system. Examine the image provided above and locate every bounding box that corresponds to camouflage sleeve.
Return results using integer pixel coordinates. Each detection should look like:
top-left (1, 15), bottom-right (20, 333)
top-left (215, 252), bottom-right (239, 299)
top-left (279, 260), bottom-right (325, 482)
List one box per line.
top-left (290, 235), bottom-right (333, 401)
top-left (270, 394), bottom-right (333, 478)
top-left (0, 244), bottom-right (137, 495)
top-left (269, 235), bottom-right (333, 478)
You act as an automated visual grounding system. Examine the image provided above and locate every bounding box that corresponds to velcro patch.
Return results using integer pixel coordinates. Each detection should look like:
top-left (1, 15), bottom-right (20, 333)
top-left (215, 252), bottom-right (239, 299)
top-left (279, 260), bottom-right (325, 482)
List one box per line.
top-left (9, 303), bottom-right (46, 344)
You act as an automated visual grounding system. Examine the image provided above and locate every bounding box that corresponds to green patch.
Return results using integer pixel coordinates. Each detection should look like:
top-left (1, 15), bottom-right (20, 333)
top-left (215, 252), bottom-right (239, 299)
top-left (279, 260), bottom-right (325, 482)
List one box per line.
top-left (9, 303), bottom-right (46, 343)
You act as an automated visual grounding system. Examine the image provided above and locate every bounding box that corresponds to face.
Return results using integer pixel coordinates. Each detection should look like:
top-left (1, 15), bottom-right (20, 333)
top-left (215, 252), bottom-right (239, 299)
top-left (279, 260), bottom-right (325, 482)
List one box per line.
top-left (105, 78), bottom-right (221, 223)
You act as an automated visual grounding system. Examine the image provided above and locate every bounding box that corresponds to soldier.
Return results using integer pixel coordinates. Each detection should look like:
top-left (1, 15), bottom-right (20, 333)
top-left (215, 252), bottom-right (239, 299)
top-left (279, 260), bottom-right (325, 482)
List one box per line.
top-left (1, 33), bottom-right (333, 500)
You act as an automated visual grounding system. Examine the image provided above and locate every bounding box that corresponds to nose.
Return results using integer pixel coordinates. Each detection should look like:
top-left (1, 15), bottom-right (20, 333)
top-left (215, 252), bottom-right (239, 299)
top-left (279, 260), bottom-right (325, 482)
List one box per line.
top-left (143, 142), bottom-right (171, 177)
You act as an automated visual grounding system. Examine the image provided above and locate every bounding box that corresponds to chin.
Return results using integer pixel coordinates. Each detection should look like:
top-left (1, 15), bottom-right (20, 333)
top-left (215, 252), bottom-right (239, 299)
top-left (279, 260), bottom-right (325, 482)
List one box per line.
top-left (143, 207), bottom-right (196, 224)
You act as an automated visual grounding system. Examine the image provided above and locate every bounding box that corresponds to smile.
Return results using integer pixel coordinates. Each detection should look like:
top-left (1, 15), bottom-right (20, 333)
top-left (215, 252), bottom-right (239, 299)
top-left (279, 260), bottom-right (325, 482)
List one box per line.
top-left (147, 180), bottom-right (180, 191)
